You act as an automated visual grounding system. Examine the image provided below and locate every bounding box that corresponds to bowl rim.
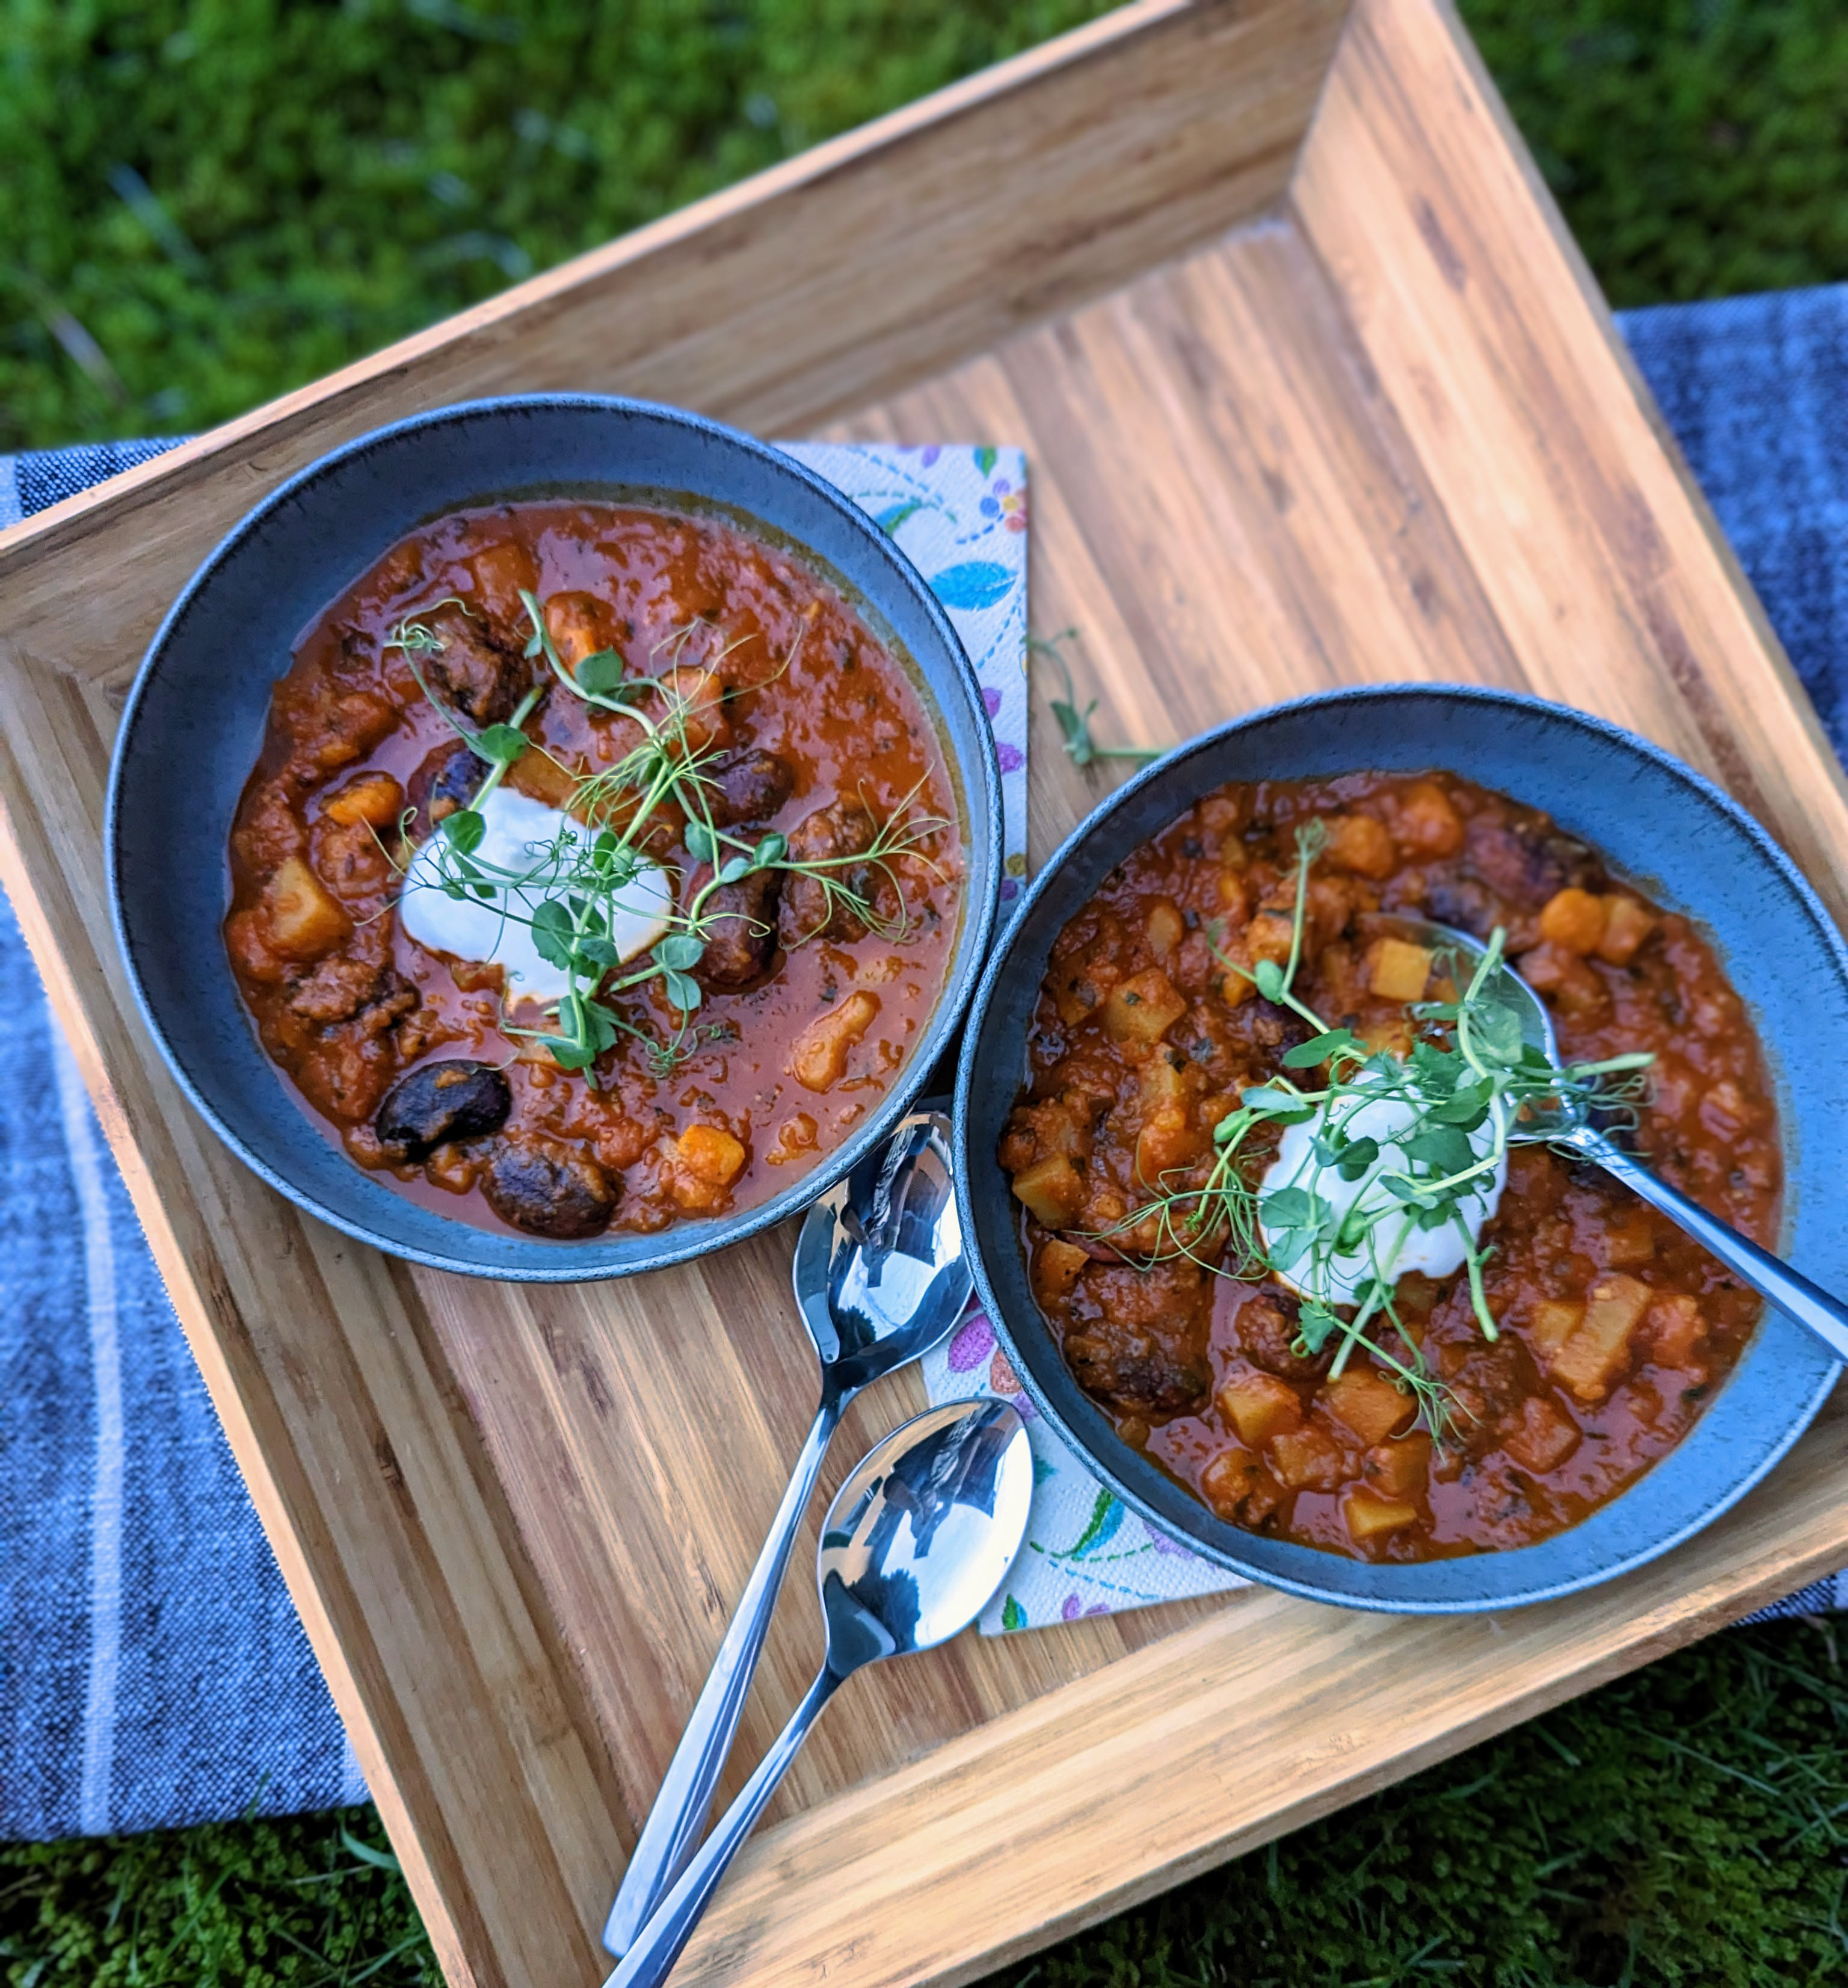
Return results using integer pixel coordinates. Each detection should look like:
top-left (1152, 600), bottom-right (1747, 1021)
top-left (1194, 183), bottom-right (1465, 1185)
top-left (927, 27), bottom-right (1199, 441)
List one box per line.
top-left (953, 679), bottom-right (1845, 1611)
top-left (106, 392), bottom-right (1002, 1280)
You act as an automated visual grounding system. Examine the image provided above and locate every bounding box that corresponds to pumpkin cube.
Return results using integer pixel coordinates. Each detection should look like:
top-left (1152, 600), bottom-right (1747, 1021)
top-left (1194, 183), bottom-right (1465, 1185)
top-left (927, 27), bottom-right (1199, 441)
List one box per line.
top-left (1596, 894), bottom-right (1656, 966)
top-left (322, 773), bottom-right (405, 829)
top-left (1368, 937), bottom-right (1434, 1004)
top-left (262, 856), bottom-right (351, 960)
top-left (1323, 813), bottom-right (1396, 879)
top-left (1538, 886), bottom-right (1610, 955)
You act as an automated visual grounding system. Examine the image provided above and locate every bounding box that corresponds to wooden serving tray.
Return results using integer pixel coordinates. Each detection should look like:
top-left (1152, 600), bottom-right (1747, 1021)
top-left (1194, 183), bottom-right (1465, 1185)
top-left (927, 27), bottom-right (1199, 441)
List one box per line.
top-left (5, 1), bottom-right (1848, 1982)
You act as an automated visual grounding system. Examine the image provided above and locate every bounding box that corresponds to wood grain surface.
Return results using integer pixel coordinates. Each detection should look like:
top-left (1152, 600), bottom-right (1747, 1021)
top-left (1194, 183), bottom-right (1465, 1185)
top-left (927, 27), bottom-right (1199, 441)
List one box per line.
top-left (1, 1), bottom-right (1844, 1985)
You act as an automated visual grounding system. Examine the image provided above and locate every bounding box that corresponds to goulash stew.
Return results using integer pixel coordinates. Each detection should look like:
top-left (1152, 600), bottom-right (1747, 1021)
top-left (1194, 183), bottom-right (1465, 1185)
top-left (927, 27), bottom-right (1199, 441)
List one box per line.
top-left (226, 502), bottom-right (961, 1239)
top-left (999, 773), bottom-right (1774, 1560)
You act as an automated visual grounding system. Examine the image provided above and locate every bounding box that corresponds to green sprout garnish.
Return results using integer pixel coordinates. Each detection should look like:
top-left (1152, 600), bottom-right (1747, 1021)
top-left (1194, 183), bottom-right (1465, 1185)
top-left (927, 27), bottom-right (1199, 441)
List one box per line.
top-left (384, 593), bottom-right (948, 1081)
top-left (1091, 824), bottom-right (1653, 1443)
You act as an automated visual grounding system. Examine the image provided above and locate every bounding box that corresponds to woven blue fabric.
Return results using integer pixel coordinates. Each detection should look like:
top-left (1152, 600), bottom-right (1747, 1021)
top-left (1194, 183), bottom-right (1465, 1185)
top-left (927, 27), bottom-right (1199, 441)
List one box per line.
top-left (4, 283), bottom-right (1847, 1839)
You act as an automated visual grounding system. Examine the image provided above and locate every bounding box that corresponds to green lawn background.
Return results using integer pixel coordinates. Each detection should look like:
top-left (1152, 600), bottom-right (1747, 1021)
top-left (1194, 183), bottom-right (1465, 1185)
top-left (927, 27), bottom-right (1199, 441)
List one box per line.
top-left (5, 1), bottom-right (1848, 1983)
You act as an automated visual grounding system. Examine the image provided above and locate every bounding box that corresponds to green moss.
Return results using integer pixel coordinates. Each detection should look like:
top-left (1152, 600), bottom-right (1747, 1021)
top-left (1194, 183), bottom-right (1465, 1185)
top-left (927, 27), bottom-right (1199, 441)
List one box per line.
top-left (11, 1625), bottom-right (1848, 1985)
top-left (1, 1806), bottom-right (434, 1985)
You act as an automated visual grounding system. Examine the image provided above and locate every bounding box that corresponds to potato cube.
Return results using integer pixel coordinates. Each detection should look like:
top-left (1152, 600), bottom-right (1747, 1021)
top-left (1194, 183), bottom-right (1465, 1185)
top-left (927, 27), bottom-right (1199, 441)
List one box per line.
top-left (1216, 1370), bottom-right (1303, 1449)
top-left (789, 990), bottom-right (879, 1093)
top-left (1344, 1487), bottom-right (1419, 1543)
top-left (1361, 1432), bottom-right (1432, 1499)
top-left (1527, 1298), bottom-right (1585, 1360)
top-left (1600, 1215), bottom-right (1656, 1270)
top-left (1145, 898), bottom-right (1185, 958)
top-left (1539, 887), bottom-right (1610, 955)
top-left (1011, 1153), bottom-right (1084, 1229)
top-left (1502, 1395), bottom-right (1580, 1473)
top-left (1101, 968), bottom-right (1188, 1048)
top-left (261, 856), bottom-right (351, 960)
top-left (1323, 813), bottom-right (1396, 879)
top-left (1269, 1424), bottom-right (1347, 1492)
top-left (1368, 937), bottom-right (1434, 1004)
top-left (1597, 894), bottom-right (1656, 966)
top-left (1551, 1273), bottom-right (1652, 1401)
top-left (1646, 1293), bottom-right (1705, 1368)
top-left (1200, 1445), bottom-right (1261, 1520)
top-left (322, 773), bottom-right (405, 829)
top-left (1322, 1366), bottom-right (1415, 1445)
top-left (1034, 1237), bottom-right (1090, 1301)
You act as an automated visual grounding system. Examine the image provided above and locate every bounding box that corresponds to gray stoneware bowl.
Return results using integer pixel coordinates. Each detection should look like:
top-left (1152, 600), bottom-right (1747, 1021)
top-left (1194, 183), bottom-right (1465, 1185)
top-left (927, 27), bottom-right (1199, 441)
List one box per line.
top-left (108, 395), bottom-right (1001, 1280)
top-left (955, 683), bottom-right (1848, 1611)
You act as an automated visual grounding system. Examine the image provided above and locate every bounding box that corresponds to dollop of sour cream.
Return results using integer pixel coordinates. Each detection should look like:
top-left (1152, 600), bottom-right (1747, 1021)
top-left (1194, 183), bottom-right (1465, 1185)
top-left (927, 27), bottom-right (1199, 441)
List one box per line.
top-left (1258, 1079), bottom-right (1508, 1307)
top-left (398, 786), bottom-right (672, 1008)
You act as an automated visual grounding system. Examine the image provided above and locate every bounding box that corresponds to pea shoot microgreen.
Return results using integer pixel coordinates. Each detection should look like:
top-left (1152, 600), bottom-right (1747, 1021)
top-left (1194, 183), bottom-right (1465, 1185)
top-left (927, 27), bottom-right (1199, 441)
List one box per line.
top-left (1091, 824), bottom-right (1653, 1442)
top-left (1029, 631), bottom-right (1160, 770)
top-left (384, 594), bottom-right (949, 1081)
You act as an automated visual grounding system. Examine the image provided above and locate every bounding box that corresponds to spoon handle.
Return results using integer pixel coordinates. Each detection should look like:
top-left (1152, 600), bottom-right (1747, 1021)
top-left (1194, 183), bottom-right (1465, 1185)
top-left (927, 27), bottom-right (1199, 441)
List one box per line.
top-left (1568, 1126), bottom-right (1848, 1363)
top-left (603, 1668), bottom-right (840, 1988)
top-left (603, 1397), bottom-right (842, 1956)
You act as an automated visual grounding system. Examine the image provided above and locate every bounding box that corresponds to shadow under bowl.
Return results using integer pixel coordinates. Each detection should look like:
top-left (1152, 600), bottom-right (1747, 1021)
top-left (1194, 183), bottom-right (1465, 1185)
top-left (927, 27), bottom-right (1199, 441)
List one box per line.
top-left (108, 395), bottom-right (1001, 1281)
top-left (955, 683), bottom-right (1846, 1611)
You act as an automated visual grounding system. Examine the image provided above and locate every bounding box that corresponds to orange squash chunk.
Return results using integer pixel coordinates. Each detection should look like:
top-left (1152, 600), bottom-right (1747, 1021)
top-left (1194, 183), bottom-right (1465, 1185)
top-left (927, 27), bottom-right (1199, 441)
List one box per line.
top-left (1368, 937), bottom-right (1434, 1004)
top-left (1539, 887), bottom-right (1609, 955)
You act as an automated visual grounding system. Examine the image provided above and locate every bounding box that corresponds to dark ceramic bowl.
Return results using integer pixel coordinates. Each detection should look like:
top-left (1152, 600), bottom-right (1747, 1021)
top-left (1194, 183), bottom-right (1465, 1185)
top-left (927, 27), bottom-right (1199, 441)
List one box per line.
top-left (956, 684), bottom-right (1848, 1611)
top-left (109, 395), bottom-right (1001, 1280)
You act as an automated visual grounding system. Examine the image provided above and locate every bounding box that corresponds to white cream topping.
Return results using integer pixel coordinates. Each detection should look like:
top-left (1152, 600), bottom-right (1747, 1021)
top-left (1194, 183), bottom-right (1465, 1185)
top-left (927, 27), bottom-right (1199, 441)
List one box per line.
top-left (398, 785), bottom-right (672, 1007)
top-left (1259, 1080), bottom-right (1508, 1307)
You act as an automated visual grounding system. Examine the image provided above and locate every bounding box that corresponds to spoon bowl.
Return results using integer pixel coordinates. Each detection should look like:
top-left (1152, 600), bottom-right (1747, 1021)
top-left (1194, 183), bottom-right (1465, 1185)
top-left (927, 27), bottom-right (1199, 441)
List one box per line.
top-left (606, 1399), bottom-right (1032, 1988)
top-left (792, 1107), bottom-right (969, 1392)
top-left (1394, 915), bottom-right (1848, 1365)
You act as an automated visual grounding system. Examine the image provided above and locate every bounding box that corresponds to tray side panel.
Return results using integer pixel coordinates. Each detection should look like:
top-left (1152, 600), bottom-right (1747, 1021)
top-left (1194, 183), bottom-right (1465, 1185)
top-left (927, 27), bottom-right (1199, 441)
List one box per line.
top-left (1290, 0), bottom-right (1848, 924)
top-left (0, 637), bottom-right (625, 1988)
top-left (0, 0), bottom-right (1345, 700)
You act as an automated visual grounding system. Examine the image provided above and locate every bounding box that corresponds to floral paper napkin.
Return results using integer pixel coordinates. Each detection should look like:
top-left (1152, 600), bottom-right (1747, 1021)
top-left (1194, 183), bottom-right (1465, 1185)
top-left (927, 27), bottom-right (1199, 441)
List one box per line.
top-left (784, 440), bottom-right (1249, 1635)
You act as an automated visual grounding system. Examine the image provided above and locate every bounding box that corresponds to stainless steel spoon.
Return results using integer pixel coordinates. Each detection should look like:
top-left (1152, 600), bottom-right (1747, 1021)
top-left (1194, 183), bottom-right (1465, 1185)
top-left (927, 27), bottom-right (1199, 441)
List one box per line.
top-left (602, 1106), bottom-right (971, 1956)
top-left (603, 1397), bottom-right (1033, 1988)
top-left (1405, 918), bottom-right (1848, 1364)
